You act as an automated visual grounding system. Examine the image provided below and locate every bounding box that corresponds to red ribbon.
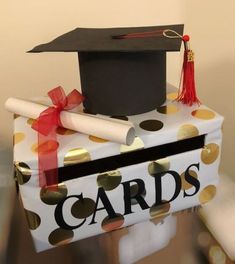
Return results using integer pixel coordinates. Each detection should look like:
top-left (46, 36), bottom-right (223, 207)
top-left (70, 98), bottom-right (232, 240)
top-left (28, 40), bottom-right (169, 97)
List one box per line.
top-left (32, 86), bottom-right (84, 187)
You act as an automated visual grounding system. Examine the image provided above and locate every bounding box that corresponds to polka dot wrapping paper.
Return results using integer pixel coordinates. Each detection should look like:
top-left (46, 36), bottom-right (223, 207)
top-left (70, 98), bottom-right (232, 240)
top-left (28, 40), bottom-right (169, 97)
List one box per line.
top-left (13, 87), bottom-right (224, 252)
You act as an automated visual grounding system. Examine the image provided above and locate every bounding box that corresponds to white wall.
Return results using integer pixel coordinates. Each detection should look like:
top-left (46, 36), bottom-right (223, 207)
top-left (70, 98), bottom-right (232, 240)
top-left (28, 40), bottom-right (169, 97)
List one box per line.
top-left (1, 1), bottom-right (234, 175)
top-left (185, 1), bottom-right (235, 176)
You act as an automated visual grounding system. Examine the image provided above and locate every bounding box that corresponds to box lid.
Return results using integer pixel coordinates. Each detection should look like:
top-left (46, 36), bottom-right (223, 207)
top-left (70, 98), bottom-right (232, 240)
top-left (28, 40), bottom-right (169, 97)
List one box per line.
top-left (13, 85), bottom-right (224, 179)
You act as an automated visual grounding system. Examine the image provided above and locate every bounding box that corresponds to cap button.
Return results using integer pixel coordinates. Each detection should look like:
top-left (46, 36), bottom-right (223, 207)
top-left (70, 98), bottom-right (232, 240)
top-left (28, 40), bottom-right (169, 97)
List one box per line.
top-left (182, 35), bottom-right (190, 42)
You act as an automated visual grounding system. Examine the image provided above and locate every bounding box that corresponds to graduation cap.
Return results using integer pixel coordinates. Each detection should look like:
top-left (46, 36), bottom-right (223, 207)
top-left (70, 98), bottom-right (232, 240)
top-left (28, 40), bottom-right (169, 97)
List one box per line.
top-left (29, 24), bottom-right (198, 116)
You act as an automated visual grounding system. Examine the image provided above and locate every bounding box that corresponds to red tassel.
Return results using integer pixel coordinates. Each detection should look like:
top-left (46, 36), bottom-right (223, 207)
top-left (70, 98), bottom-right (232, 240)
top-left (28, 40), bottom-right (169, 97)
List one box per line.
top-left (177, 36), bottom-right (200, 106)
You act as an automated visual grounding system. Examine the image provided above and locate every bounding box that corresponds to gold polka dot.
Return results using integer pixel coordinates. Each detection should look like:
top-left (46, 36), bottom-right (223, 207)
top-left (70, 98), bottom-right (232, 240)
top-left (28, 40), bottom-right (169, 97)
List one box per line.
top-left (89, 135), bottom-right (109, 143)
top-left (120, 137), bottom-right (144, 153)
top-left (97, 170), bottom-right (122, 191)
top-left (24, 209), bottom-right (41, 230)
top-left (14, 114), bottom-right (20, 119)
top-left (180, 170), bottom-right (198, 190)
top-left (14, 162), bottom-right (31, 185)
top-left (209, 245), bottom-right (226, 264)
top-left (199, 185), bottom-right (217, 204)
top-left (101, 214), bottom-right (124, 232)
top-left (197, 231), bottom-right (211, 247)
top-left (130, 183), bottom-right (146, 205)
top-left (27, 118), bottom-right (35, 125)
top-left (139, 119), bottom-right (164, 132)
top-left (31, 143), bottom-right (38, 153)
top-left (48, 228), bottom-right (74, 246)
top-left (157, 104), bottom-right (179, 114)
top-left (13, 132), bottom-right (25, 145)
top-left (71, 198), bottom-right (96, 219)
top-left (167, 92), bottom-right (178, 101)
top-left (150, 202), bottom-right (170, 218)
top-left (40, 183), bottom-right (68, 205)
top-left (31, 140), bottom-right (59, 154)
top-left (177, 124), bottom-right (199, 140)
top-left (150, 214), bottom-right (170, 225)
top-left (148, 158), bottom-right (170, 176)
top-left (56, 127), bottom-right (77, 135)
top-left (64, 148), bottom-right (91, 166)
top-left (192, 109), bottom-right (215, 120)
top-left (201, 143), bottom-right (219, 164)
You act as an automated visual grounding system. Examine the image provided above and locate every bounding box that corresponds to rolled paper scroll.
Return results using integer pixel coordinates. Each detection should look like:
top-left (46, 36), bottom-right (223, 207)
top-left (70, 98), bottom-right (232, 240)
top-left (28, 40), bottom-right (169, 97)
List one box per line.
top-left (5, 97), bottom-right (135, 145)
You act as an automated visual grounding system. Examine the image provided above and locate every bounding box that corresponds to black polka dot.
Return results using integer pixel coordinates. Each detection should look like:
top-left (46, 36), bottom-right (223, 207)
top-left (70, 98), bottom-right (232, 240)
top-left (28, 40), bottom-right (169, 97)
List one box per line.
top-left (139, 119), bottom-right (163, 132)
top-left (111, 116), bottom-right (129, 121)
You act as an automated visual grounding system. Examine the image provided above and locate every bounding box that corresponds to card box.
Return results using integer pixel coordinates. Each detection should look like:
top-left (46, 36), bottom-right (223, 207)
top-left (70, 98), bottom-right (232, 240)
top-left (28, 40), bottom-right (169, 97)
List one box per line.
top-left (14, 89), bottom-right (223, 252)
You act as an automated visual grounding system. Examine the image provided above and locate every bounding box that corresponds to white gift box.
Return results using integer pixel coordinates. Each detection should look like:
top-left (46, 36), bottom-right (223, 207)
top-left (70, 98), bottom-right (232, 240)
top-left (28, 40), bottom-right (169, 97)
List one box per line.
top-left (13, 89), bottom-right (223, 252)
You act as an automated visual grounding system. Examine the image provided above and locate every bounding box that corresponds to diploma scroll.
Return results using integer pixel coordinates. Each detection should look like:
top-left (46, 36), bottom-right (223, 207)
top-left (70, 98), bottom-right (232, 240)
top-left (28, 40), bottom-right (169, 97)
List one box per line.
top-left (5, 98), bottom-right (135, 145)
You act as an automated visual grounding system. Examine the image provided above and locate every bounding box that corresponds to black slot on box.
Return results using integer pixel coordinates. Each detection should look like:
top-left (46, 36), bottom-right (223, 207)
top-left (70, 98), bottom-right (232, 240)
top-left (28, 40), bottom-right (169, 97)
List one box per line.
top-left (43, 135), bottom-right (205, 184)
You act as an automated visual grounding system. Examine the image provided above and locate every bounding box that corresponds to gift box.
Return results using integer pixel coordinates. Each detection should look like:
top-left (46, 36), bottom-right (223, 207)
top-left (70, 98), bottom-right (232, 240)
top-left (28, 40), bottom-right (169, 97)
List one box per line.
top-left (13, 85), bottom-right (223, 252)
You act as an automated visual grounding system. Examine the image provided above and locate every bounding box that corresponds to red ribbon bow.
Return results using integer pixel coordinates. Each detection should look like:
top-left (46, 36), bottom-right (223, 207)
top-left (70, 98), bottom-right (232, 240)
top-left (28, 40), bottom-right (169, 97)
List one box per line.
top-left (32, 86), bottom-right (84, 187)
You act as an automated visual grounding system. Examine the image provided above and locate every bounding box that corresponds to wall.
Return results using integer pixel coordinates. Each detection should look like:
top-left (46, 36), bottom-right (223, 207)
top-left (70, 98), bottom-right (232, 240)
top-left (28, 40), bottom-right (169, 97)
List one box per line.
top-left (184, 1), bottom-right (235, 176)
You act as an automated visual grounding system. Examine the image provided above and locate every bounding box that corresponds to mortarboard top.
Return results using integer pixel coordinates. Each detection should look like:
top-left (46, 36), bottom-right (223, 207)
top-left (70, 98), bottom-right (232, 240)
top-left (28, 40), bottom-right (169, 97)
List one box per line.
top-left (29, 24), bottom-right (183, 53)
top-left (29, 24), bottom-right (184, 116)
